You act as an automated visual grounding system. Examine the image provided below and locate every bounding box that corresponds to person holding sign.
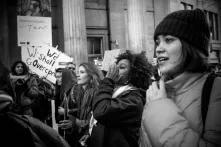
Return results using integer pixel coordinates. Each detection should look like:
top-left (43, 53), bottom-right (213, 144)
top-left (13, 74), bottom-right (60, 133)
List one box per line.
top-left (89, 50), bottom-right (153, 147)
top-left (54, 68), bottom-right (63, 122)
top-left (58, 62), bottom-right (104, 147)
top-left (0, 60), bottom-right (70, 147)
top-left (9, 60), bottom-right (39, 116)
top-left (56, 68), bottom-right (77, 145)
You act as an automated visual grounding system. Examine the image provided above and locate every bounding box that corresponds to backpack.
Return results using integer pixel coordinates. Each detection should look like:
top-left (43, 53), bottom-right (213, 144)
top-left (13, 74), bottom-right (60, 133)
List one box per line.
top-left (201, 73), bottom-right (220, 134)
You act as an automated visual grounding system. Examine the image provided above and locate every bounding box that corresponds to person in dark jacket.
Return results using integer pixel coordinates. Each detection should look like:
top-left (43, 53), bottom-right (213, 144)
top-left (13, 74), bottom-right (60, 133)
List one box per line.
top-left (56, 68), bottom-right (77, 145)
top-left (89, 50), bottom-right (153, 147)
top-left (54, 68), bottom-right (63, 122)
top-left (9, 60), bottom-right (39, 116)
top-left (0, 60), bottom-right (70, 147)
top-left (58, 62), bottom-right (104, 147)
top-left (9, 60), bottom-right (54, 122)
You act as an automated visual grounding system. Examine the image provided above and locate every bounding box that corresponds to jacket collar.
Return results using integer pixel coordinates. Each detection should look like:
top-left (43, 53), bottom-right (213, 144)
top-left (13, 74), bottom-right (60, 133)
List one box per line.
top-left (165, 72), bottom-right (208, 96)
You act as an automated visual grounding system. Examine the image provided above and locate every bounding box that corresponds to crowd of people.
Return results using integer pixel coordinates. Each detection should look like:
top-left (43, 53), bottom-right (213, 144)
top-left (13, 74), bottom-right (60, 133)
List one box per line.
top-left (1, 8), bottom-right (221, 147)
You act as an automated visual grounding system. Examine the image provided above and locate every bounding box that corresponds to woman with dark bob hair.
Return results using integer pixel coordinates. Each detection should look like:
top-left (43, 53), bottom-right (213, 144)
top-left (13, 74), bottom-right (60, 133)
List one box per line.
top-left (89, 50), bottom-right (153, 147)
top-left (142, 9), bottom-right (221, 147)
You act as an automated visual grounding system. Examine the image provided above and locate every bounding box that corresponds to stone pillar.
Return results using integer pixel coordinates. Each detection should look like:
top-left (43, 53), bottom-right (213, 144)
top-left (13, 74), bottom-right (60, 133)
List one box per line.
top-left (154, 0), bottom-right (169, 26)
top-left (127, 0), bottom-right (144, 53)
top-left (62, 0), bottom-right (87, 67)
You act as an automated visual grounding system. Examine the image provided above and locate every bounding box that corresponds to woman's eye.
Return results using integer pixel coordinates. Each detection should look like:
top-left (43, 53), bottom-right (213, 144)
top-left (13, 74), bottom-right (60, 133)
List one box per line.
top-left (119, 65), bottom-right (126, 70)
top-left (165, 37), bottom-right (174, 43)
top-left (119, 67), bottom-right (124, 70)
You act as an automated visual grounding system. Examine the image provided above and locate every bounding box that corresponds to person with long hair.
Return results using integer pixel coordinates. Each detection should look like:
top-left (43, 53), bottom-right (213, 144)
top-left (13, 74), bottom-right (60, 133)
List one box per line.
top-left (0, 60), bottom-right (70, 147)
top-left (58, 62), bottom-right (104, 147)
top-left (142, 9), bottom-right (221, 146)
top-left (89, 50), bottom-right (153, 147)
top-left (9, 60), bottom-right (39, 116)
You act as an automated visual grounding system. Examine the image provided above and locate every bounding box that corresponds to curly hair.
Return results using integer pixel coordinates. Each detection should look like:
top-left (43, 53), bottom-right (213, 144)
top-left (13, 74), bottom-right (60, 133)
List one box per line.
top-left (116, 50), bottom-right (153, 91)
top-left (10, 60), bottom-right (29, 76)
top-left (79, 62), bottom-right (104, 89)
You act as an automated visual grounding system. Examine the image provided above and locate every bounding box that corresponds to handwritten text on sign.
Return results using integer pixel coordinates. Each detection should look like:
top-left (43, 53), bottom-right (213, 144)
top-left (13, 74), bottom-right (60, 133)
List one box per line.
top-left (21, 44), bottom-right (73, 83)
top-left (17, 16), bottom-right (52, 46)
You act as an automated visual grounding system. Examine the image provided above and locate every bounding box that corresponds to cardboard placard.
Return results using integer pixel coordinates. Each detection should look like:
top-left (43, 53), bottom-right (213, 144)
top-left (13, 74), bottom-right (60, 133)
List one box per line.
top-left (21, 43), bottom-right (72, 83)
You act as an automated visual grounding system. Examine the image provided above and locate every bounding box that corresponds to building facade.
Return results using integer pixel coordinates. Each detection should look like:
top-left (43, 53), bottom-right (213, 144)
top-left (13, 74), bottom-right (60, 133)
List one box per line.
top-left (1, 0), bottom-right (221, 69)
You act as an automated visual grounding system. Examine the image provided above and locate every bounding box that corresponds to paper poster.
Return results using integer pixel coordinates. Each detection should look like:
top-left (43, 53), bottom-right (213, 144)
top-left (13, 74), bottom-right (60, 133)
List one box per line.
top-left (17, 16), bottom-right (52, 46)
top-left (21, 43), bottom-right (73, 83)
top-left (102, 49), bottom-right (123, 71)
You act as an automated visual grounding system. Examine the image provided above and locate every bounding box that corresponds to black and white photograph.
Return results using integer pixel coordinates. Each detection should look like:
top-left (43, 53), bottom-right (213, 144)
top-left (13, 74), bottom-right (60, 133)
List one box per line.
top-left (0, 0), bottom-right (221, 147)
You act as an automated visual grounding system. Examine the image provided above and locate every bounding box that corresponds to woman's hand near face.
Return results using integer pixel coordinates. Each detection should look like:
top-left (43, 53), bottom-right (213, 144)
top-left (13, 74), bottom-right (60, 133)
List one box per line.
top-left (106, 63), bottom-right (119, 82)
top-left (146, 78), bottom-right (167, 104)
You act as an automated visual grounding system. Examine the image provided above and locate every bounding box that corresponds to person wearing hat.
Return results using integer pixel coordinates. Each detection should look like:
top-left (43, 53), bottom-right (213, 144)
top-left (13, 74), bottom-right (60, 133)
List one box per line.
top-left (141, 9), bottom-right (221, 146)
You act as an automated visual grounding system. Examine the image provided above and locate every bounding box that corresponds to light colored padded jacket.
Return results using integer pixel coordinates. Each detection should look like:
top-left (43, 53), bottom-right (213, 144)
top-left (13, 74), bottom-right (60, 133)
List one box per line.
top-left (142, 72), bottom-right (221, 147)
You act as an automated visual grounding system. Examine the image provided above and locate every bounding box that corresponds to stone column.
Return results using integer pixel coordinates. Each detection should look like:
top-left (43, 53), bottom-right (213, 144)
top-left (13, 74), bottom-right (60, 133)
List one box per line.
top-left (127, 0), bottom-right (144, 53)
top-left (62, 0), bottom-right (87, 67)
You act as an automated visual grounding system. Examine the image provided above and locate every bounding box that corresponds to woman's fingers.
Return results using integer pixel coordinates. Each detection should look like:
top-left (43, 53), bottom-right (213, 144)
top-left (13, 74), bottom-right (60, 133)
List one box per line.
top-left (106, 63), bottom-right (119, 81)
top-left (62, 120), bottom-right (70, 123)
top-left (58, 120), bottom-right (72, 129)
top-left (145, 77), bottom-right (166, 104)
top-left (151, 81), bottom-right (158, 90)
top-left (159, 78), bottom-right (165, 92)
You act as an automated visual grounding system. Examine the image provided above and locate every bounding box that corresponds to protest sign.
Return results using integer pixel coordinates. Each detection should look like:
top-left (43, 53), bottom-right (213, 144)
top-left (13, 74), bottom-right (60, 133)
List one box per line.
top-left (102, 49), bottom-right (123, 71)
top-left (17, 16), bottom-right (52, 46)
top-left (21, 43), bottom-right (73, 83)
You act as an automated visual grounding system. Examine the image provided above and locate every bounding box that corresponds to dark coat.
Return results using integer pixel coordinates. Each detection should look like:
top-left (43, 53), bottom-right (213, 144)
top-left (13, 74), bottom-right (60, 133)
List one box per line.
top-left (9, 73), bottom-right (39, 115)
top-left (61, 85), bottom-right (97, 147)
top-left (0, 111), bottom-right (70, 147)
top-left (89, 78), bottom-right (145, 147)
top-left (0, 62), bottom-right (70, 147)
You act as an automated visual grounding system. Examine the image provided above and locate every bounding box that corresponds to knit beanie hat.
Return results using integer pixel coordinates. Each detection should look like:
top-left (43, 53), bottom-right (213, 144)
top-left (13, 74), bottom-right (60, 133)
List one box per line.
top-left (154, 9), bottom-right (210, 56)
